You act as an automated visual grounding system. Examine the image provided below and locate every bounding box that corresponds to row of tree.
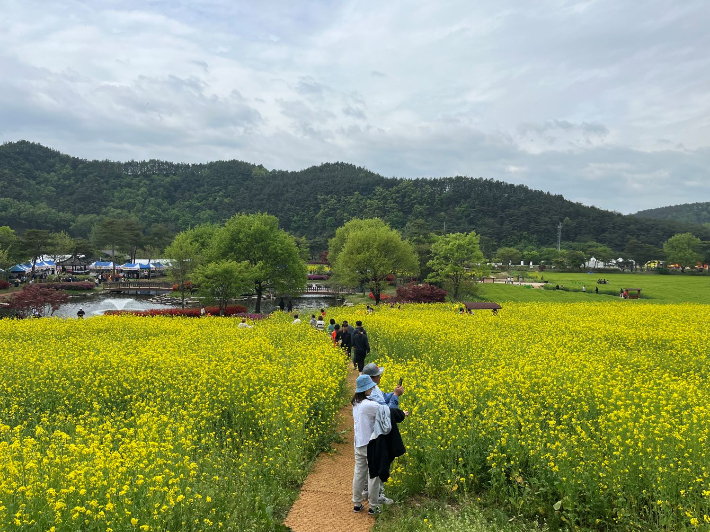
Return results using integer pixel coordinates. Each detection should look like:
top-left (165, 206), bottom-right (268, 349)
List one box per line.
top-left (4, 141), bottom-right (710, 258)
top-left (161, 215), bottom-right (489, 309)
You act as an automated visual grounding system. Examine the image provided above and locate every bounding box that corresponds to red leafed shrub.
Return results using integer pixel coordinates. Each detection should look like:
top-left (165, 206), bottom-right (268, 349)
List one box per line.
top-left (8, 284), bottom-right (70, 317)
top-left (395, 283), bottom-right (447, 303)
top-left (43, 282), bottom-right (95, 291)
top-left (0, 280), bottom-right (10, 290)
top-left (105, 304), bottom-right (248, 317)
top-left (172, 281), bottom-right (193, 291)
top-left (368, 292), bottom-right (391, 301)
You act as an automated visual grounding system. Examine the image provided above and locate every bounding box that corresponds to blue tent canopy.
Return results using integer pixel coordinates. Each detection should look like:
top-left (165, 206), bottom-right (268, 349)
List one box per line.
top-left (9, 263), bottom-right (31, 273)
top-left (89, 261), bottom-right (114, 270)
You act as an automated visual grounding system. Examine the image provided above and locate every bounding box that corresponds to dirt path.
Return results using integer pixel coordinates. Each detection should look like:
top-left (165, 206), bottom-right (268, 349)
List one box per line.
top-left (284, 368), bottom-right (374, 532)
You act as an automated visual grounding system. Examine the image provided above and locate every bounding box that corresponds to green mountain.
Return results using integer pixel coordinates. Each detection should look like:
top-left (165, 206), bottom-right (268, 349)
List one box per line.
top-left (1, 140), bottom-right (708, 252)
top-left (634, 202), bottom-right (710, 226)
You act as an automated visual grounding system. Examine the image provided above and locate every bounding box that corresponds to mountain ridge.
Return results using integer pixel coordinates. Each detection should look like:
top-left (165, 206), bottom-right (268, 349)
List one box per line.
top-left (1, 140), bottom-right (708, 252)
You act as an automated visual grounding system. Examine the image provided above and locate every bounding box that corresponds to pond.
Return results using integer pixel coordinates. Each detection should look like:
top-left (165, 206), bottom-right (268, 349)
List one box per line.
top-left (53, 292), bottom-right (340, 318)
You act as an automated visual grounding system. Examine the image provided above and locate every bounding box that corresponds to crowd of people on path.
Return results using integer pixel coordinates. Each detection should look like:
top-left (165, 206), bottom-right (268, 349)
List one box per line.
top-left (290, 306), bottom-right (409, 516)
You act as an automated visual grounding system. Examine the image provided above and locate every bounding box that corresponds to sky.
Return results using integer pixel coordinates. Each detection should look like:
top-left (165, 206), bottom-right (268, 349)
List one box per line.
top-left (1, 0), bottom-right (709, 214)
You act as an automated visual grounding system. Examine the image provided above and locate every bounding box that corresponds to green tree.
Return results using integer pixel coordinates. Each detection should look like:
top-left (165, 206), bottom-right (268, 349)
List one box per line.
top-left (48, 231), bottom-right (74, 273)
top-left (194, 260), bottom-right (253, 315)
top-left (91, 219), bottom-right (125, 274)
top-left (426, 231), bottom-right (486, 300)
top-left (210, 213), bottom-right (306, 313)
top-left (522, 249), bottom-right (540, 266)
top-left (566, 250), bottom-right (586, 270)
top-left (587, 244), bottom-right (614, 268)
top-left (20, 229), bottom-right (52, 278)
top-left (165, 232), bottom-right (201, 308)
top-left (0, 227), bottom-right (19, 277)
top-left (663, 233), bottom-right (702, 271)
top-left (623, 239), bottom-right (664, 270)
top-left (330, 218), bottom-right (418, 304)
top-left (496, 247), bottom-right (522, 267)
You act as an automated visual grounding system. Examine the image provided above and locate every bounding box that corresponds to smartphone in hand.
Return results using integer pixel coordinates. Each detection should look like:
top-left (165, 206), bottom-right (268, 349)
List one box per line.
top-left (398, 377), bottom-right (403, 386)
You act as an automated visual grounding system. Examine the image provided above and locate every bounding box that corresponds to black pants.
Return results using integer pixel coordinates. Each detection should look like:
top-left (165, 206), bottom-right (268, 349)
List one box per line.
top-left (354, 351), bottom-right (367, 372)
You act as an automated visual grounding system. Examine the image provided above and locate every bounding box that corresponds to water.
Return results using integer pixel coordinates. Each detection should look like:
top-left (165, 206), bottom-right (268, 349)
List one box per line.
top-left (53, 293), bottom-right (173, 318)
top-left (53, 293), bottom-right (341, 318)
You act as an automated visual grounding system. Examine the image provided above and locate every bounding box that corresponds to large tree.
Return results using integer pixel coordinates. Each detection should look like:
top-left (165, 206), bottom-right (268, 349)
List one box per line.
top-left (624, 239), bottom-right (665, 270)
top-left (20, 229), bottom-right (52, 278)
top-left (194, 260), bottom-right (253, 315)
top-left (330, 218), bottom-right (418, 305)
top-left (663, 233), bottom-right (702, 271)
top-left (426, 231), bottom-right (486, 300)
top-left (210, 213), bottom-right (306, 313)
top-left (165, 232), bottom-right (201, 308)
top-left (496, 246), bottom-right (522, 267)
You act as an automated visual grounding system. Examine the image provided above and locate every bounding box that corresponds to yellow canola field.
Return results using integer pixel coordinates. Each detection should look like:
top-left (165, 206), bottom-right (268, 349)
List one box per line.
top-left (0, 315), bottom-right (345, 532)
top-left (331, 303), bottom-right (710, 531)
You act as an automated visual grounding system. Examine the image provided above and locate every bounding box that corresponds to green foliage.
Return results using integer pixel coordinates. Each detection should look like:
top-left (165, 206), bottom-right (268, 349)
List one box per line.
top-left (2, 141), bottom-right (709, 256)
top-left (663, 232), bottom-right (703, 270)
top-left (330, 218), bottom-right (418, 304)
top-left (495, 247), bottom-right (522, 266)
top-left (165, 231), bottom-right (201, 308)
top-left (636, 201), bottom-right (710, 225)
top-left (194, 260), bottom-right (253, 315)
top-left (209, 213), bottom-right (306, 313)
top-left (427, 232), bottom-right (486, 300)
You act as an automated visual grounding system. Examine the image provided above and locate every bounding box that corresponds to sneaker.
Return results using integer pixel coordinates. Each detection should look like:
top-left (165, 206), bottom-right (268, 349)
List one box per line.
top-left (368, 506), bottom-right (381, 515)
top-left (353, 503), bottom-right (364, 513)
top-left (377, 496), bottom-right (394, 505)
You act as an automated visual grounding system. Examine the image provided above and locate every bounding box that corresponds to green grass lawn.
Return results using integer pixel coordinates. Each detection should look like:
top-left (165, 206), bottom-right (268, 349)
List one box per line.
top-left (478, 271), bottom-right (710, 304)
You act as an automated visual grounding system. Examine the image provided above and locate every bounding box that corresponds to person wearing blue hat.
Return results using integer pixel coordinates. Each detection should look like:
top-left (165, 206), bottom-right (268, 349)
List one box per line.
top-left (351, 375), bottom-right (382, 514)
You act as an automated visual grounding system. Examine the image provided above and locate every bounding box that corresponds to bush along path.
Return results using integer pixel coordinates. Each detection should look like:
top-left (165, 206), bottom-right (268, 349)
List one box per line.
top-left (284, 369), bottom-right (374, 532)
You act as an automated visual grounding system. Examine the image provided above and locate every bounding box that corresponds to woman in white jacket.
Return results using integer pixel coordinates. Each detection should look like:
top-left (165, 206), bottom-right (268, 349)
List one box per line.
top-left (351, 374), bottom-right (383, 515)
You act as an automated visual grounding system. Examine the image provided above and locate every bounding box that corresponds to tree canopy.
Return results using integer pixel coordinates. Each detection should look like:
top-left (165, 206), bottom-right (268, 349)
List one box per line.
top-left (426, 231), bottom-right (486, 300)
top-left (330, 218), bottom-right (418, 304)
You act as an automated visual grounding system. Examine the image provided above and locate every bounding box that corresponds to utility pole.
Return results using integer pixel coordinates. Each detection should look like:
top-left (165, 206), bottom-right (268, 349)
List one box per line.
top-left (557, 222), bottom-right (562, 251)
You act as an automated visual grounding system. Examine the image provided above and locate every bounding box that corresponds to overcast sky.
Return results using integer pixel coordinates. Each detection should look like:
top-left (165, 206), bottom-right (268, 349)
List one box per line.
top-left (1, 0), bottom-right (709, 213)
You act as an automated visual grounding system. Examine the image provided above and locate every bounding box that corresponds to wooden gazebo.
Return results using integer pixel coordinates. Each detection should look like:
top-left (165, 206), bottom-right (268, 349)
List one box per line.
top-left (463, 302), bottom-right (502, 315)
top-left (625, 288), bottom-right (642, 300)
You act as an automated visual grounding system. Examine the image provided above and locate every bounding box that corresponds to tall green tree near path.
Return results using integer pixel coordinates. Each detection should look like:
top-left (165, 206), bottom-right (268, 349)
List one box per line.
top-left (496, 246), bottom-right (522, 267)
top-left (426, 231), bottom-right (486, 301)
top-left (194, 260), bottom-right (253, 315)
top-left (330, 218), bottom-right (418, 305)
top-left (165, 231), bottom-right (202, 309)
top-left (20, 229), bottom-right (52, 278)
top-left (663, 232), bottom-right (703, 271)
top-left (209, 213), bottom-right (306, 313)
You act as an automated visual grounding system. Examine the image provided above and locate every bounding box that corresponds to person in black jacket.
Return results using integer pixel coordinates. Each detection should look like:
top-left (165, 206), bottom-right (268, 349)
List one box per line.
top-left (367, 407), bottom-right (408, 514)
top-left (352, 326), bottom-right (370, 373)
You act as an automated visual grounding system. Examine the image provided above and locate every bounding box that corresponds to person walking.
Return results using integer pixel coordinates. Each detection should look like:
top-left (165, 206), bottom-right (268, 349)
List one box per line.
top-left (278, 297), bottom-right (285, 311)
top-left (351, 375), bottom-right (387, 515)
top-left (315, 315), bottom-right (325, 331)
top-left (327, 318), bottom-right (336, 335)
top-left (287, 300), bottom-right (293, 312)
top-left (340, 321), bottom-right (354, 366)
top-left (352, 326), bottom-right (370, 373)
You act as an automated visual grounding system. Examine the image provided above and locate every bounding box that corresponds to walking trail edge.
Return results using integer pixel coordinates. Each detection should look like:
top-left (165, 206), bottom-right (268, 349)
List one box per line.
top-left (284, 369), bottom-right (374, 532)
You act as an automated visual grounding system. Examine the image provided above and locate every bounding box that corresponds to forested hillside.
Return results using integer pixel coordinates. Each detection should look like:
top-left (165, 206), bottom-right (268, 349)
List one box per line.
top-left (635, 202), bottom-right (710, 226)
top-left (2, 140), bottom-right (708, 253)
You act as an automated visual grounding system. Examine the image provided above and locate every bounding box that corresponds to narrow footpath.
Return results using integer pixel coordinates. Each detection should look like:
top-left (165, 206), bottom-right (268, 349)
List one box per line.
top-left (284, 369), bottom-right (374, 532)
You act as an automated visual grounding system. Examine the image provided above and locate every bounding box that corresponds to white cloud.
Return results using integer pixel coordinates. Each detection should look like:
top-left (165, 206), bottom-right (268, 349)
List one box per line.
top-left (0, 0), bottom-right (709, 213)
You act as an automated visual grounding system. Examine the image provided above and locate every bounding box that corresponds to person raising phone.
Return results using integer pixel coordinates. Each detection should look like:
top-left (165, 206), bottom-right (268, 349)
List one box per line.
top-left (361, 363), bottom-right (403, 408)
